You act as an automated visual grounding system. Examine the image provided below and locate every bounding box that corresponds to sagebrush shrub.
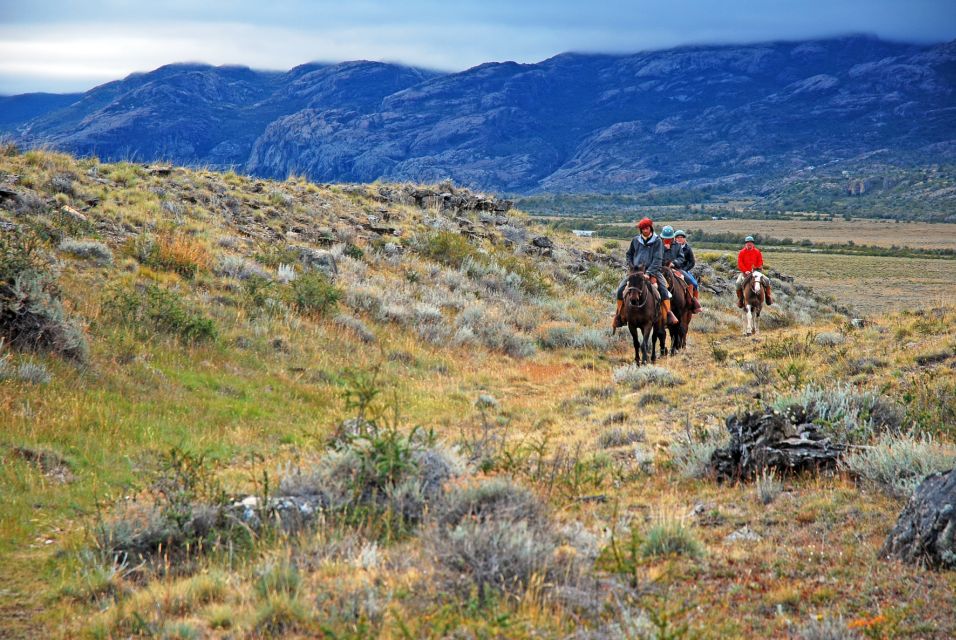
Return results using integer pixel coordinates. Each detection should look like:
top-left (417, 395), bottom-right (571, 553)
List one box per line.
top-left (612, 364), bottom-right (681, 389)
top-left (794, 616), bottom-right (857, 640)
top-left (437, 477), bottom-right (545, 528)
top-left (0, 269), bottom-right (88, 363)
top-left (290, 271), bottom-right (340, 315)
top-left (413, 230), bottom-right (480, 268)
top-left (426, 476), bottom-right (587, 602)
top-left (1, 231), bottom-right (89, 361)
top-left (639, 514), bottom-right (704, 559)
top-left (668, 436), bottom-right (719, 479)
top-left (216, 255), bottom-right (271, 281)
top-left (755, 469), bottom-right (783, 505)
top-left (254, 592), bottom-right (308, 635)
top-left (598, 426), bottom-right (645, 449)
top-left (59, 238), bottom-right (113, 265)
top-left (842, 434), bottom-right (956, 498)
top-left (773, 384), bottom-right (903, 444)
top-left (433, 518), bottom-right (554, 599)
top-left (334, 314), bottom-right (375, 343)
top-left (104, 283), bottom-right (217, 343)
top-left (278, 429), bottom-right (464, 532)
top-left (15, 361), bottom-right (51, 385)
top-left (814, 331), bottom-right (845, 347)
top-left (255, 560), bottom-right (301, 599)
top-left (538, 322), bottom-right (608, 350)
top-left (276, 263), bottom-right (297, 283)
top-left (456, 307), bottom-right (536, 358)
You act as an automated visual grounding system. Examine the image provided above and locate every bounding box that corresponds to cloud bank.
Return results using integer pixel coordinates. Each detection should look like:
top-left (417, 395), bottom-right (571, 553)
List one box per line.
top-left (1, 0), bottom-right (954, 94)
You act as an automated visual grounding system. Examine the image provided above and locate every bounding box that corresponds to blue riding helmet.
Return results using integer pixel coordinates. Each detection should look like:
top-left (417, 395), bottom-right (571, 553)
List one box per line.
top-left (744, 235), bottom-right (755, 243)
top-left (675, 229), bottom-right (687, 238)
top-left (660, 226), bottom-right (676, 239)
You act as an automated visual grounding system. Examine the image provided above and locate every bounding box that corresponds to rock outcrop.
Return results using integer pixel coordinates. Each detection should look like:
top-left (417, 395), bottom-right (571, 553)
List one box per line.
top-left (881, 468), bottom-right (956, 570)
top-left (710, 406), bottom-right (846, 482)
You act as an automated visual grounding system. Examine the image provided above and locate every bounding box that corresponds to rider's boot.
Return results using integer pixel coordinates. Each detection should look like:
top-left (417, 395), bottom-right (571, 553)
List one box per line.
top-left (611, 299), bottom-right (624, 331)
top-left (736, 288), bottom-right (744, 309)
top-left (764, 283), bottom-right (773, 306)
top-left (689, 287), bottom-right (702, 314)
top-left (663, 299), bottom-right (679, 325)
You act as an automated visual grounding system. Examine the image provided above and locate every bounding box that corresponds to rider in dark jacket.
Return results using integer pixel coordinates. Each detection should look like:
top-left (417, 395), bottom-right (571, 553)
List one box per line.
top-left (673, 231), bottom-right (695, 271)
top-left (613, 217), bottom-right (679, 328)
top-left (673, 230), bottom-right (702, 307)
top-left (660, 226), bottom-right (701, 312)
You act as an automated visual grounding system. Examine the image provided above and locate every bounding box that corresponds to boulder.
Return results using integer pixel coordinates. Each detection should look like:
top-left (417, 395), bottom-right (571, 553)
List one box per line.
top-left (693, 263), bottom-right (729, 295)
top-left (0, 186), bottom-right (17, 203)
top-left (60, 205), bottom-right (88, 223)
top-left (532, 236), bottom-right (554, 249)
top-left (710, 406), bottom-right (845, 482)
top-left (881, 468), bottom-right (956, 570)
top-left (292, 245), bottom-right (337, 278)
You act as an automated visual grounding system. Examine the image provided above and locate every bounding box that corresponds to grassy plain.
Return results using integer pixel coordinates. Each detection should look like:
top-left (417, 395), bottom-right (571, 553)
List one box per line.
top-left (765, 252), bottom-right (956, 316)
top-left (1, 151), bottom-right (954, 638)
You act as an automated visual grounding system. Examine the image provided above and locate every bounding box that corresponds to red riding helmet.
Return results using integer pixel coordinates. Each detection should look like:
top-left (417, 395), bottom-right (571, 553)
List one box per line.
top-left (636, 217), bottom-right (654, 230)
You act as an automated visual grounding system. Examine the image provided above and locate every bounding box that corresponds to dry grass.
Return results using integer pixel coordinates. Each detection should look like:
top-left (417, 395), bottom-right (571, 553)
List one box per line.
top-left (1, 151), bottom-right (955, 639)
top-left (766, 251), bottom-right (955, 316)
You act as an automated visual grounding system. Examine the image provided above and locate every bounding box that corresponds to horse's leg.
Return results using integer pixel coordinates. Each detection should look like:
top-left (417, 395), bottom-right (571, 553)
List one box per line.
top-left (647, 323), bottom-right (664, 362)
top-left (745, 305), bottom-right (753, 335)
top-left (629, 323), bottom-right (640, 365)
top-left (658, 316), bottom-right (667, 357)
top-left (642, 325), bottom-right (652, 365)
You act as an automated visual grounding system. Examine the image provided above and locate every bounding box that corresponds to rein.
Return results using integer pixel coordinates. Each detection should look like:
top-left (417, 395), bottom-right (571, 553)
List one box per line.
top-left (623, 277), bottom-right (649, 310)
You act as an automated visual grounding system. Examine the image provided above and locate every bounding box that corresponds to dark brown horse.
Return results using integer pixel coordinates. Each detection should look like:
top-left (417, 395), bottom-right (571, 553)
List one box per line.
top-left (661, 266), bottom-right (693, 353)
top-left (741, 271), bottom-right (764, 335)
top-left (619, 268), bottom-right (663, 365)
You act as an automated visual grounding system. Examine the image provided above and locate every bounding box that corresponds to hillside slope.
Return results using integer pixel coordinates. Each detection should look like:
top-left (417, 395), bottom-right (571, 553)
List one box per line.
top-left (0, 149), bottom-right (954, 638)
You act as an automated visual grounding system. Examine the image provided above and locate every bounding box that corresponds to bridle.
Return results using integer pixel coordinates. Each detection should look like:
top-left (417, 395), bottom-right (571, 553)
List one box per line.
top-left (623, 274), bottom-right (649, 309)
top-left (744, 272), bottom-right (761, 296)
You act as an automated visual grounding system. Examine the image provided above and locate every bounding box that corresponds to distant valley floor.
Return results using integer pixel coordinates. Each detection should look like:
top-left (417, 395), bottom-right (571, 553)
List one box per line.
top-left (586, 218), bottom-right (956, 251)
top-left (765, 251), bottom-right (955, 316)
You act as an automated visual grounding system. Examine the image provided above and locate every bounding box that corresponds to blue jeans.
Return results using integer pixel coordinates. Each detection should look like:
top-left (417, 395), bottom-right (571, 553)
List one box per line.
top-left (681, 270), bottom-right (699, 291)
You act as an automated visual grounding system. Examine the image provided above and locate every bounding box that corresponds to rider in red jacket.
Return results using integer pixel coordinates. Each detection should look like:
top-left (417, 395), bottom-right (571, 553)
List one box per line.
top-left (735, 236), bottom-right (773, 307)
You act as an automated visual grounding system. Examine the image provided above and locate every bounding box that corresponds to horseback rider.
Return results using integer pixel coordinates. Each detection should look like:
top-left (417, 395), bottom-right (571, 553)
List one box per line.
top-left (674, 230), bottom-right (702, 305)
top-left (613, 217), bottom-right (679, 328)
top-left (660, 226), bottom-right (701, 313)
top-left (735, 235), bottom-right (773, 308)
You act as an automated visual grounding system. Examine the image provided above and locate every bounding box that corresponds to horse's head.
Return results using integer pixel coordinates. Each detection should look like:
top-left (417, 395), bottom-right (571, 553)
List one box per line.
top-left (626, 267), bottom-right (645, 289)
top-left (624, 268), bottom-right (648, 306)
top-left (751, 271), bottom-right (762, 294)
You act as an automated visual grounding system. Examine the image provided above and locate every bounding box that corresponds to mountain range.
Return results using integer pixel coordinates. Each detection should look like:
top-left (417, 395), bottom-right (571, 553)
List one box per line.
top-left (2, 35), bottom-right (954, 197)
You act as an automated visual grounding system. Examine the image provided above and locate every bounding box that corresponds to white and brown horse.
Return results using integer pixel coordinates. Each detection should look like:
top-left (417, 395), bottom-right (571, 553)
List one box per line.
top-left (742, 271), bottom-right (764, 335)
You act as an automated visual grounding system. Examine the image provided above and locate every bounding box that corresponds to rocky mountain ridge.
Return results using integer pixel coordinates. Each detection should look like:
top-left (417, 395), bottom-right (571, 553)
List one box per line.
top-left (3, 36), bottom-right (954, 200)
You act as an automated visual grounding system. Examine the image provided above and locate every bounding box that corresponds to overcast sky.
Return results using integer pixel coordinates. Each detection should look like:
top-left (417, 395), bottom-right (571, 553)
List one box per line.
top-left (1, 0), bottom-right (954, 94)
